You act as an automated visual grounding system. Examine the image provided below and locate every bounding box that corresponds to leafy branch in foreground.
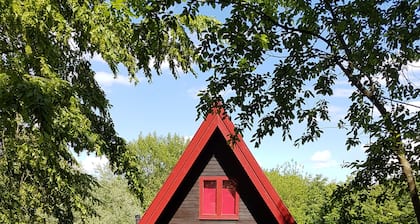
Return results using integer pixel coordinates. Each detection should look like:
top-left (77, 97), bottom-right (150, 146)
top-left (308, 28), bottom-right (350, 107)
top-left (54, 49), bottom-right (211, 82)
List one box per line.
top-left (167, 0), bottom-right (420, 221)
top-left (0, 0), bottom-right (213, 222)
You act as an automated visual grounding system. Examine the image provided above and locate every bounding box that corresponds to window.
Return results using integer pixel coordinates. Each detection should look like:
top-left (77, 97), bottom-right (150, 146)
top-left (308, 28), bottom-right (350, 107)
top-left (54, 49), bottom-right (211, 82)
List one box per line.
top-left (199, 176), bottom-right (239, 220)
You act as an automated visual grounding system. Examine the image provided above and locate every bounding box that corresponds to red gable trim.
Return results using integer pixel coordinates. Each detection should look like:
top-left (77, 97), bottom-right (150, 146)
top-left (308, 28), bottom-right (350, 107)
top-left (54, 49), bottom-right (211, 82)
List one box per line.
top-left (217, 116), bottom-right (295, 223)
top-left (139, 111), bottom-right (218, 224)
top-left (139, 109), bottom-right (295, 224)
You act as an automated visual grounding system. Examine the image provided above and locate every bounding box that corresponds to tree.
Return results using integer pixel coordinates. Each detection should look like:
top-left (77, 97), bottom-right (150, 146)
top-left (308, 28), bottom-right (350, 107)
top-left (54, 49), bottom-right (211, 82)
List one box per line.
top-left (324, 180), bottom-right (416, 223)
top-left (127, 133), bottom-right (188, 213)
top-left (265, 161), bottom-right (336, 223)
top-left (151, 0), bottom-right (420, 220)
top-left (0, 0), bottom-right (212, 222)
top-left (75, 133), bottom-right (187, 223)
top-left (78, 165), bottom-right (141, 224)
top-left (2, 0), bottom-right (418, 222)
top-left (266, 161), bottom-right (416, 223)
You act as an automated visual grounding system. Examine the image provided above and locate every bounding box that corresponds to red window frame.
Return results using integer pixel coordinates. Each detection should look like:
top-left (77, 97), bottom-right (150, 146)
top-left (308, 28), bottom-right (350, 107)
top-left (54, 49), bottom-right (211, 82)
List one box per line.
top-left (199, 176), bottom-right (239, 220)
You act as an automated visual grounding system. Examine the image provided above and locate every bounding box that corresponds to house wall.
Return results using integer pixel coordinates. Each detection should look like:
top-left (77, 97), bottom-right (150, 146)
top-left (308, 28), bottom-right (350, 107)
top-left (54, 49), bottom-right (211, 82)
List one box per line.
top-left (170, 155), bottom-right (257, 223)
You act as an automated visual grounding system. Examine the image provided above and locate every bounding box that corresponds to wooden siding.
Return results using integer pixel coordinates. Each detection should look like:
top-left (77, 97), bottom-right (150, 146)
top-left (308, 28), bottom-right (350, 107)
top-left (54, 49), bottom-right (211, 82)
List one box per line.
top-left (170, 155), bottom-right (257, 223)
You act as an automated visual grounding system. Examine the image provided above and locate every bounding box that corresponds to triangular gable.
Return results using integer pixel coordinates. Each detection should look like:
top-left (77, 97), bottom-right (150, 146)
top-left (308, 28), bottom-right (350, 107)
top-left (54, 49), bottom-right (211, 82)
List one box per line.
top-left (139, 109), bottom-right (295, 223)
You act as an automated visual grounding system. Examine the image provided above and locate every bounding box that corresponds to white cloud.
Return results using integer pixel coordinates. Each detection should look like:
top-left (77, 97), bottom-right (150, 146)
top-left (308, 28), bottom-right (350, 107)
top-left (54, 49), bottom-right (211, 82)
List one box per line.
top-left (90, 53), bottom-right (106, 64)
top-left (80, 155), bottom-right (109, 175)
top-left (188, 86), bottom-right (205, 99)
top-left (149, 58), bottom-right (171, 71)
top-left (406, 101), bottom-right (420, 113)
top-left (328, 105), bottom-right (344, 114)
top-left (333, 88), bottom-right (353, 98)
top-left (310, 150), bottom-right (338, 169)
top-left (328, 105), bottom-right (347, 122)
top-left (187, 85), bottom-right (234, 100)
top-left (313, 160), bottom-right (339, 169)
top-left (406, 60), bottom-right (420, 73)
top-left (94, 71), bottom-right (132, 87)
top-left (311, 150), bottom-right (331, 161)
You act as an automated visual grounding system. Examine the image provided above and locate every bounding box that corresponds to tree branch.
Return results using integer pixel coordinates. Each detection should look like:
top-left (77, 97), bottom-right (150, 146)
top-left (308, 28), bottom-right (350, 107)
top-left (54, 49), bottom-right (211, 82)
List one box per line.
top-left (322, 1), bottom-right (388, 118)
top-left (324, 1), bottom-right (420, 220)
top-left (229, 0), bottom-right (334, 49)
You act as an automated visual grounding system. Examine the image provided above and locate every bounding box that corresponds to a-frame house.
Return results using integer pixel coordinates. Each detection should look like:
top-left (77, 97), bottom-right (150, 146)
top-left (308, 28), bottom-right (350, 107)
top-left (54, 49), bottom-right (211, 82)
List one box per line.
top-left (139, 108), bottom-right (295, 223)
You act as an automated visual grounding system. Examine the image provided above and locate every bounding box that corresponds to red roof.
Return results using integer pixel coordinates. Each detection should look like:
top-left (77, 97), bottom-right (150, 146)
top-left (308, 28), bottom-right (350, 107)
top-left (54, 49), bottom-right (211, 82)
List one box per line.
top-left (139, 108), bottom-right (295, 223)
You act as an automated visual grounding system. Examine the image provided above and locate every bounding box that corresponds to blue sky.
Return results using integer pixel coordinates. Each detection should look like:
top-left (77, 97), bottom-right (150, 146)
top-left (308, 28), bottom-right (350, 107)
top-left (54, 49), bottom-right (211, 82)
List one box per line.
top-left (78, 52), bottom-right (420, 183)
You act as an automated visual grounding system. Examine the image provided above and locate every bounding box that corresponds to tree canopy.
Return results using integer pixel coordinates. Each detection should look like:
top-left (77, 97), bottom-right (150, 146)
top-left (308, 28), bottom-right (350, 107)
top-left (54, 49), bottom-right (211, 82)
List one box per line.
top-left (77, 165), bottom-right (142, 224)
top-left (266, 161), bottom-right (416, 223)
top-left (173, 0), bottom-right (420, 220)
top-left (72, 133), bottom-right (186, 223)
top-left (1, 0), bottom-right (419, 222)
top-left (127, 133), bottom-right (188, 212)
top-left (0, 0), bottom-right (209, 222)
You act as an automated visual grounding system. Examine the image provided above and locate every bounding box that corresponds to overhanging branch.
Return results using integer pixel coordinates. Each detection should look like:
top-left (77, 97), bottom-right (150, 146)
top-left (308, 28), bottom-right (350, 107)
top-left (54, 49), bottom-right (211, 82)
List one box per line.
top-left (237, 1), bottom-right (333, 49)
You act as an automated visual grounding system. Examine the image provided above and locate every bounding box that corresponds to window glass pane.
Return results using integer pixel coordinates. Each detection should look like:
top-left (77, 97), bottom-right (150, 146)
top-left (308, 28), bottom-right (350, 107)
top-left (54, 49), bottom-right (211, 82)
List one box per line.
top-left (203, 180), bottom-right (217, 214)
top-left (221, 180), bottom-right (236, 215)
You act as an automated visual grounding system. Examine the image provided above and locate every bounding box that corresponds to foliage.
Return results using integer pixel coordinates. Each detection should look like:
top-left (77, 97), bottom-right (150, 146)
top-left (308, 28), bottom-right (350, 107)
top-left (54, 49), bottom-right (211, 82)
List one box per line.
top-left (150, 0), bottom-right (420, 220)
top-left (50, 133), bottom-right (186, 224)
top-left (127, 133), bottom-right (188, 213)
top-left (323, 180), bottom-right (416, 223)
top-left (266, 161), bottom-right (416, 223)
top-left (0, 0), bottom-right (214, 222)
top-left (0, 0), bottom-right (135, 221)
top-left (265, 161), bottom-right (335, 223)
top-left (77, 165), bottom-right (141, 224)
top-left (2, 0), bottom-right (419, 221)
